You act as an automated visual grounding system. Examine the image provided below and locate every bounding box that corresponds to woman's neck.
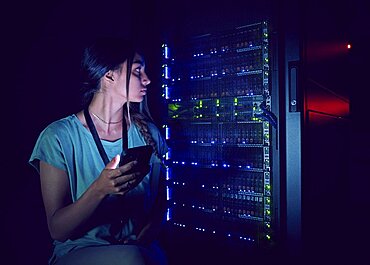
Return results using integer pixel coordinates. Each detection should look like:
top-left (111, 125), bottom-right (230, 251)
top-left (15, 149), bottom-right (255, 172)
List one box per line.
top-left (86, 93), bottom-right (129, 137)
top-left (89, 92), bottom-right (125, 124)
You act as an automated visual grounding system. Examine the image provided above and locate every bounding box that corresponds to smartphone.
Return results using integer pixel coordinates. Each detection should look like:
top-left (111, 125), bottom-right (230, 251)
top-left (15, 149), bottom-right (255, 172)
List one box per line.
top-left (119, 145), bottom-right (153, 171)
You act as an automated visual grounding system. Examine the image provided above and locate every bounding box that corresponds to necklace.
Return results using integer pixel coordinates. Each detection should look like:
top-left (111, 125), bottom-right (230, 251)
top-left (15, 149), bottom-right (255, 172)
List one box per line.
top-left (90, 112), bottom-right (123, 124)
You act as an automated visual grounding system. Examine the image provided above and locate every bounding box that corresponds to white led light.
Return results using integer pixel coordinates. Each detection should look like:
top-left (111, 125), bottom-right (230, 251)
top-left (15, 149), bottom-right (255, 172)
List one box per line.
top-left (164, 85), bottom-right (170, 99)
top-left (164, 66), bottom-right (170, 79)
top-left (166, 208), bottom-right (171, 221)
top-left (166, 186), bottom-right (171, 200)
top-left (164, 46), bottom-right (170, 59)
top-left (166, 168), bottom-right (170, 180)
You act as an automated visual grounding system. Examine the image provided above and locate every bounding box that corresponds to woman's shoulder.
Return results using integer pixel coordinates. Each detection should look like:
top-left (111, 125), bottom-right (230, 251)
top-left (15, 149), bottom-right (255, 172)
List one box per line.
top-left (40, 115), bottom-right (81, 138)
top-left (146, 121), bottom-right (165, 139)
top-left (146, 121), bottom-right (159, 132)
top-left (146, 121), bottom-right (168, 154)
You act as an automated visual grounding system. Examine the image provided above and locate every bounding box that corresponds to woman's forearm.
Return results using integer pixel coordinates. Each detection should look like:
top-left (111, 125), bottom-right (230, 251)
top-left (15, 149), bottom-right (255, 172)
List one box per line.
top-left (48, 183), bottom-right (105, 242)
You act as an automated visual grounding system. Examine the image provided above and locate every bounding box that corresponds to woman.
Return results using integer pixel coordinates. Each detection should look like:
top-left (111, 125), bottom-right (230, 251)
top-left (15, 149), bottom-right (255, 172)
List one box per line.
top-left (29, 37), bottom-right (168, 265)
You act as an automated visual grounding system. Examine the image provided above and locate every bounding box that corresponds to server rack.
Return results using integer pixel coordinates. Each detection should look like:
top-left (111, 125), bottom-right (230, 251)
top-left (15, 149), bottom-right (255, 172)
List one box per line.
top-left (160, 21), bottom-right (279, 256)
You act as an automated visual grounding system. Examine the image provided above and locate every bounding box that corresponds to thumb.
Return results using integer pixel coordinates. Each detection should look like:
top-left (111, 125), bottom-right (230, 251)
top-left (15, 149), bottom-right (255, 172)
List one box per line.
top-left (106, 154), bottom-right (120, 169)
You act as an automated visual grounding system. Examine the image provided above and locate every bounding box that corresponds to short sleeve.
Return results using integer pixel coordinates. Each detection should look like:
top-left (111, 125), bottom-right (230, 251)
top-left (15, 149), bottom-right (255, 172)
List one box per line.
top-left (29, 124), bottom-right (67, 175)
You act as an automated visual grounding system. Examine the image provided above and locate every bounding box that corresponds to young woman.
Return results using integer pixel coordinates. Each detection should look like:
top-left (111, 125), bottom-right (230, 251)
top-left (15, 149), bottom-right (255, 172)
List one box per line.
top-left (29, 37), bottom-right (168, 265)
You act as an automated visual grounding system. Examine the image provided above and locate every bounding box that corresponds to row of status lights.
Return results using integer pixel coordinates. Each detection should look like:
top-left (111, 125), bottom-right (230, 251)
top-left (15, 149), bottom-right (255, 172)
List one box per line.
top-left (170, 221), bottom-right (257, 242)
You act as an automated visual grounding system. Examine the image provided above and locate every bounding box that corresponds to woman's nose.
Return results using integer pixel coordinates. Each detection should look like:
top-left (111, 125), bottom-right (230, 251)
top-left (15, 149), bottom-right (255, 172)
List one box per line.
top-left (142, 72), bottom-right (151, 86)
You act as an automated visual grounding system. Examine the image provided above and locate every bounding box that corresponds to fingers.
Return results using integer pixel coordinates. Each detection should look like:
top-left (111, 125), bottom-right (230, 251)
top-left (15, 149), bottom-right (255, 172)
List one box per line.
top-left (106, 154), bottom-right (120, 170)
top-left (125, 179), bottom-right (135, 189)
top-left (102, 157), bottom-right (150, 195)
top-left (107, 160), bottom-right (137, 180)
top-left (110, 177), bottom-right (138, 195)
top-left (117, 160), bottom-right (138, 175)
top-left (112, 171), bottom-right (146, 193)
top-left (112, 172), bottom-right (138, 187)
top-left (96, 156), bottom-right (149, 197)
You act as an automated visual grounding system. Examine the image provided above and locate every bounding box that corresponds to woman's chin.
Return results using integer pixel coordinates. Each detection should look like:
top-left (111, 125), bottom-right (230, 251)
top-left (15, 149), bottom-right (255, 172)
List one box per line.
top-left (130, 97), bottom-right (145, 103)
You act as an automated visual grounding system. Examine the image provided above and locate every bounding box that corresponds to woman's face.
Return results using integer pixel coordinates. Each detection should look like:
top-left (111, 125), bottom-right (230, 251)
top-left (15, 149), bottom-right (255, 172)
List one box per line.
top-left (113, 53), bottom-right (151, 103)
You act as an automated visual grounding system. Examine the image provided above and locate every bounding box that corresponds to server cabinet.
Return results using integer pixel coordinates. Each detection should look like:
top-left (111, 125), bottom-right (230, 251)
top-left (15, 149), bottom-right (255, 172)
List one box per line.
top-left (160, 21), bottom-right (280, 263)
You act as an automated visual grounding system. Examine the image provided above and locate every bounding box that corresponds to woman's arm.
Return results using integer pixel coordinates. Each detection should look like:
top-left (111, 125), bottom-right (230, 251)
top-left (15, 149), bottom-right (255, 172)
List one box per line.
top-left (40, 155), bottom-right (142, 242)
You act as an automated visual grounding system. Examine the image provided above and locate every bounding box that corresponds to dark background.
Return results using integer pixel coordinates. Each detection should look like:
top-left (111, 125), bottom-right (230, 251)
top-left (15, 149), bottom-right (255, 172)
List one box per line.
top-left (2, 0), bottom-right (369, 264)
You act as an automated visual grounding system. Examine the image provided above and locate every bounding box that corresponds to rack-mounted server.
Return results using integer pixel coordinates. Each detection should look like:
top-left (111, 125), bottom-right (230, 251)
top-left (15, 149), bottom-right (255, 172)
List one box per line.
top-left (161, 21), bottom-right (275, 249)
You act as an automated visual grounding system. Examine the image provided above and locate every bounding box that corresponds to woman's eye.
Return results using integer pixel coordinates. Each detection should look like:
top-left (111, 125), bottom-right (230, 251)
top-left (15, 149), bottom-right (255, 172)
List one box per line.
top-left (135, 67), bottom-right (141, 73)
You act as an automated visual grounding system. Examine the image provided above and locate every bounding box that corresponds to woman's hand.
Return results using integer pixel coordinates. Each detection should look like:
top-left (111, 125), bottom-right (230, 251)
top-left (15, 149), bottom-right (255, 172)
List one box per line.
top-left (91, 155), bottom-right (150, 198)
top-left (40, 154), bottom-right (150, 242)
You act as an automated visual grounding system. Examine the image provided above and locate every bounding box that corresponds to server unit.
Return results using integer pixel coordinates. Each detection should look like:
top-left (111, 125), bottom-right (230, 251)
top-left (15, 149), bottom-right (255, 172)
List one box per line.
top-left (160, 21), bottom-right (279, 259)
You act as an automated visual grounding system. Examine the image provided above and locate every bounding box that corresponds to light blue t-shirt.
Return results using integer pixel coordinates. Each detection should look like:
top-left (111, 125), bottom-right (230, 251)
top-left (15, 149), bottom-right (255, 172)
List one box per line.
top-left (29, 114), bottom-right (167, 264)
